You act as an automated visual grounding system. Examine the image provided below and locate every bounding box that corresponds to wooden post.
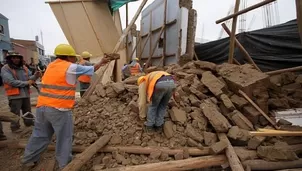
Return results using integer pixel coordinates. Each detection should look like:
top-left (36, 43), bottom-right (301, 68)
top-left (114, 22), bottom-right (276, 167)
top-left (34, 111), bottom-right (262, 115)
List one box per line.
top-left (238, 90), bottom-right (279, 129)
top-left (221, 23), bottom-right (261, 71)
top-left (126, 3), bottom-right (129, 61)
top-left (2, 140), bottom-right (212, 156)
top-left (93, 155), bottom-right (227, 171)
top-left (138, 33), bottom-right (152, 59)
top-left (216, 0), bottom-right (277, 24)
top-left (228, 0), bottom-right (240, 64)
top-left (266, 66), bottom-right (302, 75)
top-left (83, 0), bottom-right (149, 98)
top-left (62, 135), bottom-right (111, 171)
top-left (129, 38), bottom-right (140, 60)
top-left (296, 0), bottom-right (302, 45)
top-left (146, 26), bottom-right (165, 67)
top-left (162, 0), bottom-right (167, 66)
top-left (218, 133), bottom-right (245, 171)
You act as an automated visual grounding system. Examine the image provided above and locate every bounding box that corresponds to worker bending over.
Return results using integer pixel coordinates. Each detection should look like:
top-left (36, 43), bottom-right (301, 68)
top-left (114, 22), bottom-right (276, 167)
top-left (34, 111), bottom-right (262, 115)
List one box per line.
top-left (22, 44), bottom-right (109, 169)
top-left (137, 71), bottom-right (176, 132)
top-left (129, 58), bottom-right (142, 76)
top-left (78, 51), bottom-right (93, 97)
top-left (1, 52), bottom-right (40, 137)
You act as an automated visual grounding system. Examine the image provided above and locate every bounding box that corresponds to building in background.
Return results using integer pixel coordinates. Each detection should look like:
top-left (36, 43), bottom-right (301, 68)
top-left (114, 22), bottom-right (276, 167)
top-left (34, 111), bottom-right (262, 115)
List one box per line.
top-left (11, 38), bottom-right (45, 65)
top-left (0, 13), bottom-right (12, 63)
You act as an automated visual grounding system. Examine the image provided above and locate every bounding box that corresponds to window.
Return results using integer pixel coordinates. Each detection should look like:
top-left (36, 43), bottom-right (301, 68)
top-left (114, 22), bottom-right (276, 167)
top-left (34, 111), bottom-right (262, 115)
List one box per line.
top-left (0, 25), bottom-right (4, 34)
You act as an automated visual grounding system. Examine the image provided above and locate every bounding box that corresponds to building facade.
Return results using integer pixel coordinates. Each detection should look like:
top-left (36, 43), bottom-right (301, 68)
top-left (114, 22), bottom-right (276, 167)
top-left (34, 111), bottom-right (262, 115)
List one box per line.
top-left (11, 38), bottom-right (45, 65)
top-left (0, 13), bottom-right (12, 63)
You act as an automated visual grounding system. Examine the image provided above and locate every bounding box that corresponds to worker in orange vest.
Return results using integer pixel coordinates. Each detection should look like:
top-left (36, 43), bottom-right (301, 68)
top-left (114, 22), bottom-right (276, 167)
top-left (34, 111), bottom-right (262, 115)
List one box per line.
top-left (0, 52), bottom-right (40, 140)
top-left (22, 44), bottom-right (109, 169)
top-left (78, 51), bottom-right (93, 97)
top-left (129, 58), bottom-right (142, 76)
top-left (137, 71), bottom-right (176, 132)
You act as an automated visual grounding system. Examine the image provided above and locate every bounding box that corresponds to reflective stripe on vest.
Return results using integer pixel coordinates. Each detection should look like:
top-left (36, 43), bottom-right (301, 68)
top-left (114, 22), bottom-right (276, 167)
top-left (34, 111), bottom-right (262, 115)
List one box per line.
top-left (37, 59), bottom-right (76, 109)
top-left (78, 59), bottom-right (91, 83)
top-left (3, 65), bottom-right (29, 96)
top-left (130, 63), bottom-right (141, 75)
top-left (145, 71), bottom-right (170, 102)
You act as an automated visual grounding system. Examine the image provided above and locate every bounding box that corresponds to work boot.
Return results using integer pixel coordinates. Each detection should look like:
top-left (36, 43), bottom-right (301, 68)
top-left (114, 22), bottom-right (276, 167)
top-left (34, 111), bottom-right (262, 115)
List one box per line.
top-left (154, 125), bottom-right (163, 132)
top-left (21, 162), bottom-right (37, 171)
top-left (144, 126), bottom-right (155, 133)
top-left (0, 134), bottom-right (7, 141)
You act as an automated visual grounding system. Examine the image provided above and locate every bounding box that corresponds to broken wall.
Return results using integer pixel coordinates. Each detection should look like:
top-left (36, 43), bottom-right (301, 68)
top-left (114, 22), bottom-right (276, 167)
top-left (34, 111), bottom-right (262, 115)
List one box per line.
top-left (139, 0), bottom-right (195, 66)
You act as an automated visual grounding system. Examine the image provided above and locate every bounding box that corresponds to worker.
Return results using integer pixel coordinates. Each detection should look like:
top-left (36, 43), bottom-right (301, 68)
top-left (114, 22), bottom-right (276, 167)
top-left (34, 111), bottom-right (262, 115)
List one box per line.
top-left (129, 58), bottom-right (142, 76)
top-left (22, 44), bottom-right (109, 169)
top-left (137, 71), bottom-right (176, 132)
top-left (121, 63), bottom-right (131, 80)
top-left (1, 52), bottom-right (40, 135)
top-left (78, 51), bottom-right (93, 97)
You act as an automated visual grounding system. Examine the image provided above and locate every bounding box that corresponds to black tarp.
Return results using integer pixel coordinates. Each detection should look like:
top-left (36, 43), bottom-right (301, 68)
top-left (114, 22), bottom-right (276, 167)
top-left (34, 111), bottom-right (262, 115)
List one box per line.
top-left (195, 19), bottom-right (302, 72)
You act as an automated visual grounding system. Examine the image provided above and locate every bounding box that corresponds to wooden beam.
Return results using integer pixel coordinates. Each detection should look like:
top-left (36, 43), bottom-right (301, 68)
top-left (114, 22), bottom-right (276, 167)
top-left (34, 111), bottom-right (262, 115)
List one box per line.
top-left (228, 0), bottom-right (240, 64)
top-left (243, 159), bottom-right (302, 170)
top-left (101, 0), bottom-right (149, 85)
top-left (2, 140), bottom-right (212, 156)
top-left (238, 90), bottom-right (279, 129)
top-left (266, 66), bottom-right (302, 75)
top-left (126, 3), bottom-right (129, 61)
top-left (62, 135), bottom-right (111, 171)
top-left (296, 0), bottom-right (302, 45)
top-left (129, 38), bottom-right (140, 60)
top-left (138, 33), bottom-right (152, 59)
top-left (250, 130), bottom-right (302, 137)
top-left (146, 26), bottom-right (165, 67)
top-left (216, 0), bottom-right (277, 24)
top-left (221, 23), bottom-right (261, 71)
top-left (218, 133), bottom-right (244, 171)
top-left (162, 0), bottom-right (167, 66)
top-left (93, 155), bottom-right (227, 171)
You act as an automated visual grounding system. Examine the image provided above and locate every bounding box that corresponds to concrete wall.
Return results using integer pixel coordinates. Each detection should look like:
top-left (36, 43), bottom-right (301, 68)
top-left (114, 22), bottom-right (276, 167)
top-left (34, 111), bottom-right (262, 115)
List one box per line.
top-left (140, 0), bottom-right (193, 66)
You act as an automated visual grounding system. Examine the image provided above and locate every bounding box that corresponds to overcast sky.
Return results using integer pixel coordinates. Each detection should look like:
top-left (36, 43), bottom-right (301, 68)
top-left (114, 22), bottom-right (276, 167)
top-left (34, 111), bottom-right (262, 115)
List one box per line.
top-left (0, 0), bottom-right (297, 55)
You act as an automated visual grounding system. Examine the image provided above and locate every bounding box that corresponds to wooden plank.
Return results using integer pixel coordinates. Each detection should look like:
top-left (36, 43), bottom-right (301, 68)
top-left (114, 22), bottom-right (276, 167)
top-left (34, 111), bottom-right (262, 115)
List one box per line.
top-left (218, 133), bottom-right (245, 171)
top-left (162, 0), bottom-right (167, 66)
top-left (101, 0), bottom-right (149, 86)
top-left (216, 0), bottom-right (277, 24)
top-left (62, 135), bottom-right (111, 171)
top-left (238, 90), bottom-right (279, 129)
top-left (146, 26), bottom-right (165, 67)
top-left (93, 155), bottom-right (227, 171)
top-left (243, 159), bottom-right (302, 170)
top-left (266, 66), bottom-right (302, 75)
top-left (228, 0), bottom-right (240, 64)
top-left (250, 130), bottom-right (302, 136)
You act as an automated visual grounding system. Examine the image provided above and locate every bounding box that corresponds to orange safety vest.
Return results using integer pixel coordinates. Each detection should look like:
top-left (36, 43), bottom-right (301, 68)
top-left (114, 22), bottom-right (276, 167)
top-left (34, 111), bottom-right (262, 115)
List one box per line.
top-left (37, 59), bottom-right (76, 109)
top-left (144, 71), bottom-right (171, 102)
top-left (3, 65), bottom-right (29, 96)
top-left (78, 59), bottom-right (91, 83)
top-left (130, 63), bottom-right (141, 76)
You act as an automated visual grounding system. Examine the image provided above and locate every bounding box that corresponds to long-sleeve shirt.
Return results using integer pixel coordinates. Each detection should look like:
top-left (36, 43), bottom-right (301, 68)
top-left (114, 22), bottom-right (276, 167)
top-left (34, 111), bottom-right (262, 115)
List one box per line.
top-left (1, 65), bottom-right (39, 100)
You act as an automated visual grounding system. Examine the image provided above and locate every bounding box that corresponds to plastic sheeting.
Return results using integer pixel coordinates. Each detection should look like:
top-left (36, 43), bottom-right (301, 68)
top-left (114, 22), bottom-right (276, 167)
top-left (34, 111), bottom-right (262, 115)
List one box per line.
top-left (109, 0), bottom-right (138, 11)
top-left (195, 20), bottom-right (302, 72)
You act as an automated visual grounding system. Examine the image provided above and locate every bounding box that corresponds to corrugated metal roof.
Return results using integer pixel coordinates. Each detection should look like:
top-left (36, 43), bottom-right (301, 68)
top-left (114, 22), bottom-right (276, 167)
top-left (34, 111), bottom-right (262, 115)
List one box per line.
top-left (0, 13), bottom-right (8, 20)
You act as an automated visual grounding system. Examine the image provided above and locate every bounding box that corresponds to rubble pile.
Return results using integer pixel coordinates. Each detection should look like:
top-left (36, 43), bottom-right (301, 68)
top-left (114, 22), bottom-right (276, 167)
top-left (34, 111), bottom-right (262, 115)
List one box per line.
top-left (73, 61), bottom-right (302, 169)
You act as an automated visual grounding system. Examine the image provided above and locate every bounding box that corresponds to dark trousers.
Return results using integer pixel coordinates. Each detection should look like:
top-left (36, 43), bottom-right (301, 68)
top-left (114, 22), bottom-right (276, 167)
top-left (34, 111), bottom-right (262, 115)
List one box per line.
top-left (9, 98), bottom-right (34, 130)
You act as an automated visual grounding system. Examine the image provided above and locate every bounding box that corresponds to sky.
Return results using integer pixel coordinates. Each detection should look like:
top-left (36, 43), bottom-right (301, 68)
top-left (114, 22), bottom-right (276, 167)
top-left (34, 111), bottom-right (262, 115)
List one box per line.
top-left (0, 0), bottom-right (297, 55)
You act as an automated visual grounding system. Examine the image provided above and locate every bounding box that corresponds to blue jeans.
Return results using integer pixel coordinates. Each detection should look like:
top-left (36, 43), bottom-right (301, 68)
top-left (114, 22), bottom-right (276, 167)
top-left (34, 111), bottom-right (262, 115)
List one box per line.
top-left (22, 106), bottom-right (73, 168)
top-left (146, 80), bottom-right (175, 127)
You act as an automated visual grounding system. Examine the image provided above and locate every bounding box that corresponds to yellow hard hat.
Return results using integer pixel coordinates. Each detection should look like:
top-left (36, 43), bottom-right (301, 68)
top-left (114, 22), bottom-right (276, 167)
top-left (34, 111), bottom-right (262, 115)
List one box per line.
top-left (76, 54), bottom-right (81, 62)
top-left (81, 51), bottom-right (92, 58)
top-left (135, 58), bottom-right (139, 61)
top-left (54, 44), bottom-right (76, 57)
top-left (137, 76), bottom-right (145, 85)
